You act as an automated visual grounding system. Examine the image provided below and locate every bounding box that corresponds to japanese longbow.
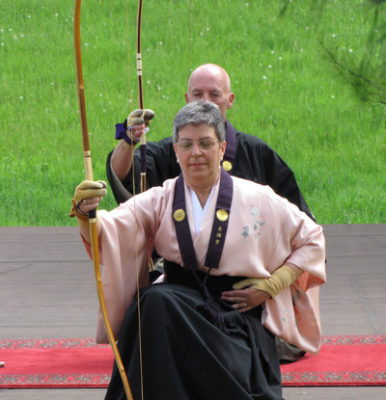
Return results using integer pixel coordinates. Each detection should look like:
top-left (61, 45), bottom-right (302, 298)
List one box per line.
top-left (73, 1), bottom-right (134, 399)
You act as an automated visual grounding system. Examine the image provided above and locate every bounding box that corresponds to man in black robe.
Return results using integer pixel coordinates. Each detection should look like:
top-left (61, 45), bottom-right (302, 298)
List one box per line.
top-left (106, 63), bottom-right (314, 221)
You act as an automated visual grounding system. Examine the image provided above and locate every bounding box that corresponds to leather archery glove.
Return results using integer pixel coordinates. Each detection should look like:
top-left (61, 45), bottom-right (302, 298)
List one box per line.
top-left (128, 108), bottom-right (155, 144)
top-left (142, 109), bottom-right (155, 126)
top-left (232, 265), bottom-right (297, 298)
top-left (127, 108), bottom-right (155, 128)
top-left (116, 109), bottom-right (155, 145)
top-left (69, 180), bottom-right (107, 221)
top-left (127, 109), bottom-right (145, 126)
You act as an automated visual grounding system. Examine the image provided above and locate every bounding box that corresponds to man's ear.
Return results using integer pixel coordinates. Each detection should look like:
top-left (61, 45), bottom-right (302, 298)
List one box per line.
top-left (184, 92), bottom-right (189, 104)
top-left (227, 93), bottom-right (235, 109)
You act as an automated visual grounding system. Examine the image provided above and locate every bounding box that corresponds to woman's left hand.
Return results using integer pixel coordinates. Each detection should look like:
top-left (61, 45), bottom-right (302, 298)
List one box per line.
top-left (220, 287), bottom-right (271, 313)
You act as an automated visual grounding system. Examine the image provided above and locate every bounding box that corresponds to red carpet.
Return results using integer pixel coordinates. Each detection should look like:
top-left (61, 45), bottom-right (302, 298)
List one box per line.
top-left (0, 338), bottom-right (112, 388)
top-left (281, 335), bottom-right (386, 386)
top-left (0, 335), bottom-right (385, 388)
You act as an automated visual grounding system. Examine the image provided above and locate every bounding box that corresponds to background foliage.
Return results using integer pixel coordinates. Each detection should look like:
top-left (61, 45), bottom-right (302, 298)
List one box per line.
top-left (1, 0), bottom-right (385, 225)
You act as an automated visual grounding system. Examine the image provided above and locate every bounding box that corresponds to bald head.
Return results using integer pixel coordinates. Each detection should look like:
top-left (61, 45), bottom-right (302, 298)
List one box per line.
top-left (185, 64), bottom-right (234, 117)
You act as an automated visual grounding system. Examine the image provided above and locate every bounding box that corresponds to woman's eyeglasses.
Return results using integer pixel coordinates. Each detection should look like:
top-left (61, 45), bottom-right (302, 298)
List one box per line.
top-left (176, 139), bottom-right (219, 152)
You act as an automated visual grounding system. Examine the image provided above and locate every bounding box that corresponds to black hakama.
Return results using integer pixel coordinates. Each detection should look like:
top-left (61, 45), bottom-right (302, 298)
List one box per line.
top-left (105, 266), bottom-right (283, 400)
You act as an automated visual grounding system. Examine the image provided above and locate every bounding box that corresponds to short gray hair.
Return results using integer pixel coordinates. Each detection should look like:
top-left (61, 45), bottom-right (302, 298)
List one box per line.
top-left (172, 101), bottom-right (226, 143)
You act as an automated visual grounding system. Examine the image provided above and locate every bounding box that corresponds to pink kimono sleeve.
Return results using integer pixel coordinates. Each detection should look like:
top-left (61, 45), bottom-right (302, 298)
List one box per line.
top-left (80, 186), bottom-right (168, 343)
top-left (262, 204), bottom-right (326, 353)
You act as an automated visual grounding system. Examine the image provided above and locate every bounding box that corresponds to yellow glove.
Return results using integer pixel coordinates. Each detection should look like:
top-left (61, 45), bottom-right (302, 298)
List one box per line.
top-left (232, 265), bottom-right (297, 298)
top-left (73, 180), bottom-right (107, 204)
top-left (127, 108), bottom-right (155, 128)
top-left (69, 180), bottom-right (107, 221)
top-left (124, 109), bottom-right (155, 144)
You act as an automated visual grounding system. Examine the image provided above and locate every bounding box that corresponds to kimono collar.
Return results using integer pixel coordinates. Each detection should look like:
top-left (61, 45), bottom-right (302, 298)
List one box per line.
top-left (172, 168), bottom-right (234, 270)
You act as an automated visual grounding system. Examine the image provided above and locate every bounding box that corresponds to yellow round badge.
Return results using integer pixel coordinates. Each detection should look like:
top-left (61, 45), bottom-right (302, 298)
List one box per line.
top-left (173, 209), bottom-right (186, 222)
top-left (216, 209), bottom-right (228, 222)
top-left (222, 160), bottom-right (232, 172)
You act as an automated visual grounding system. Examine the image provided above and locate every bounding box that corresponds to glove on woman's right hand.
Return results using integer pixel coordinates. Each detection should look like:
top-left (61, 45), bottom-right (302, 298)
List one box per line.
top-left (69, 180), bottom-right (107, 220)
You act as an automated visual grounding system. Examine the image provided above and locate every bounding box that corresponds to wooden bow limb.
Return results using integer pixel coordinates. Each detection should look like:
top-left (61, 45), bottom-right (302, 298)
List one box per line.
top-left (135, 0), bottom-right (156, 277)
top-left (73, 1), bottom-right (133, 399)
top-left (136, 0), bottom-right (147, 193)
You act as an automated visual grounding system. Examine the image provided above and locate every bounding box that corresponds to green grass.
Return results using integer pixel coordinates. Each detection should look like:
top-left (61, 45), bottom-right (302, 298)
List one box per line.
top-left (1, 0), bottom-right (385, 225)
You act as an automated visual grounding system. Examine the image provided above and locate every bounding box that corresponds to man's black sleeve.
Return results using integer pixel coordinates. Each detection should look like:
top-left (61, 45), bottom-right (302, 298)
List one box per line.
top-left (106, 137), bottom-right (181, 204)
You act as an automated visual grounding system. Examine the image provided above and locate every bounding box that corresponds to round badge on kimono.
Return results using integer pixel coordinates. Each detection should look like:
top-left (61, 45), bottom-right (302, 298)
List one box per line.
top-left (216, 209), bottom-right (228, 222)
top-left (222, 160), bottom-right (232, 172)
top-left (173, 209), bottom-right (186, 222)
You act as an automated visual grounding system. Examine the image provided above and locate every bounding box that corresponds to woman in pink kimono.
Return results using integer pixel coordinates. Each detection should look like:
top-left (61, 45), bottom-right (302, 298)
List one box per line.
top-left (72, 101), bottom-right (326, 400)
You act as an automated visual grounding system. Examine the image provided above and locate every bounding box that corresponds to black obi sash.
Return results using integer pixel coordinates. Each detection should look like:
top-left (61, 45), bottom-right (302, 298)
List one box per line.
top-left (164, 261), bottom-right (244, 297)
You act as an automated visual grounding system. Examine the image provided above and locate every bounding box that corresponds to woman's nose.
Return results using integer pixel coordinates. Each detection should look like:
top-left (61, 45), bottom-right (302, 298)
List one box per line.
top-left (191, 142), bottom-right (202, 154)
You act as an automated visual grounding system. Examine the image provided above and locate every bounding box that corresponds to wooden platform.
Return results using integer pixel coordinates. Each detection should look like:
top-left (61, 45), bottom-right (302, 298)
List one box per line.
top-left (1, 225), bottom-right (385, 400)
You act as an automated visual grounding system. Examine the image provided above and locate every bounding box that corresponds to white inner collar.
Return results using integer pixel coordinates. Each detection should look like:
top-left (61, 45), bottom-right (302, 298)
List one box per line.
top-left (190, 186), bottom-right (216, 236)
